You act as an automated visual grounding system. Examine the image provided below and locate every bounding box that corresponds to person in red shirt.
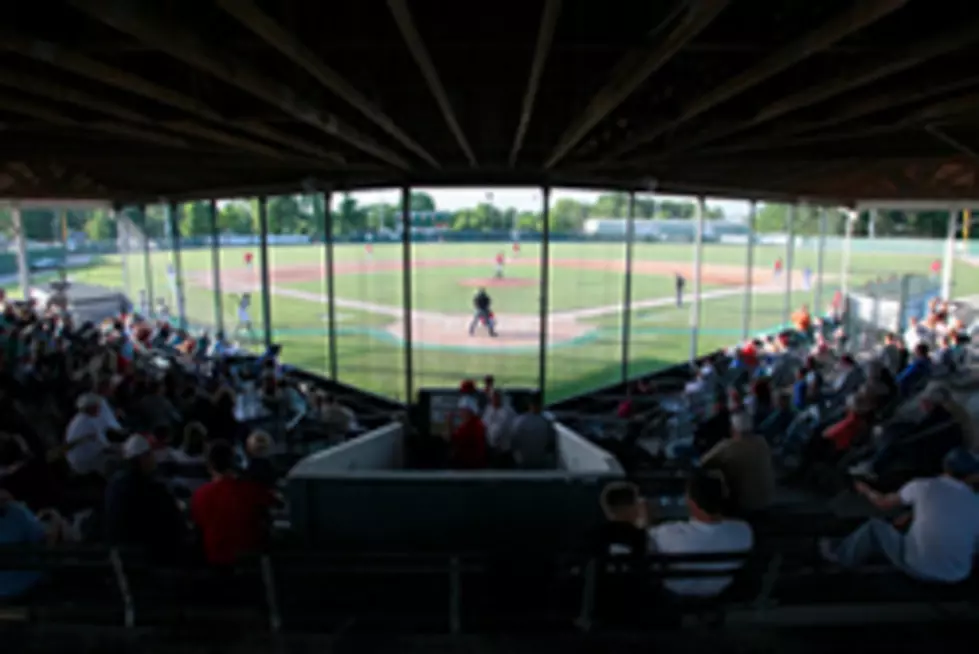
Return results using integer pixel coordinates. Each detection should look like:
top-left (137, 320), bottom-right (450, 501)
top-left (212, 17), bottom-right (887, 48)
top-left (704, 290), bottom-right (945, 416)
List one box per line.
top-left (446, 397), bottom-right (488, 469)
top-left (191, 440), bottom-right (274, 566)
top-left (494, 252), bottom-right (505, 279)
top-left (774, 257), bottom-right (783, 279)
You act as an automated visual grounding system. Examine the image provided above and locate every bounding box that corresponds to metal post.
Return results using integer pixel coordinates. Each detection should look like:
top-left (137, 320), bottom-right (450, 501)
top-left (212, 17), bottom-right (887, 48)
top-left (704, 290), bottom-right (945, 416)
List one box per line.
top-left (689, 196), bottom-right (705, 361)
top-left (814, 207), bottom-right (828, 314)
top-left (139, 205), bottom-right (154, 318)
top-left (841, 209), bottom-right (855, 299)
top-left (742, 200), bottom-right (756, 341)
top-left (868, 208), bottom-right (877, 239)
top-left (167, 201), bottom-right (187, 330)
top-left (208, 199), bottom-right (223, 335)
top-left (258, 196), bottom-right (272, 349)
top-left (620, 192), bottom-right (636, 384)
top-left (11, 204), bottom-right (30, 299)
top-left (941, 208), bottom-right (957, 300)
top-left (539, 187), bottom-right (551, 398)
top-left (117, 207), bottom-right (131, 300)
top-left (323, 191), bottom-right (338, 381)
top-left (782, 203), bottom-right (797, 326)
top-left (401, 186), bottom-right (413, 402)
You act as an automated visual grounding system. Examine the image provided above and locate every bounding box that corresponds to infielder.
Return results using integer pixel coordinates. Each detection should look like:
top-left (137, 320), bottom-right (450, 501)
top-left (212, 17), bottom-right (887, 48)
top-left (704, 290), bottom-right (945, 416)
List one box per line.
top-left (494, 251), bottom-right (505, 279)
top-left (675, 272), bottom-right (686, 308)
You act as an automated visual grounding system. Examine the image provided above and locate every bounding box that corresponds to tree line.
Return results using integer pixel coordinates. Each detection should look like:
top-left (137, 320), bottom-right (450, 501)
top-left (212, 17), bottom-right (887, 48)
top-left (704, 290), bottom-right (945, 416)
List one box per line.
top-left (0, 192), bottom-right (972, 242)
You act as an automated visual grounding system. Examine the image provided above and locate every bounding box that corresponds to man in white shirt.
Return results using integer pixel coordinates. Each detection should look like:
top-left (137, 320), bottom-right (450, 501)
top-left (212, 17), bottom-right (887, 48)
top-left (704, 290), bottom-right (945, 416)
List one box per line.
top-left (647, 470), bottom-right (754, 597)
top-left (63, 393), bottom-right (122, 477)
top-left (821, 448), bottom-right (979, 583)
top-left (482, 390), bottom-right (516, 455)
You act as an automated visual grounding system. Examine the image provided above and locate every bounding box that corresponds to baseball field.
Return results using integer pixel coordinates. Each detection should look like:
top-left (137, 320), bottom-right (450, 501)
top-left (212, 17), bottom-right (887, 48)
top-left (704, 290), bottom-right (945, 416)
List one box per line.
top-left (46, 239), bottom-right (977, 402)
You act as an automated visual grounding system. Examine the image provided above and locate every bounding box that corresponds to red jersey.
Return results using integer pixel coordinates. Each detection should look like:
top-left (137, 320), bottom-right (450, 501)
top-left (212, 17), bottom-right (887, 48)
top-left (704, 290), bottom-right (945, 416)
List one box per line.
top-left (450, 418), bottom-right (488, 469)
top-left (191, 477), bottom-right (274, 565)
top-left (495, 253), bottom-right (504, 265)
top-left (931, 259), bottom-right (941, 273)
top-left (774, 259), bottom-right (783, 271)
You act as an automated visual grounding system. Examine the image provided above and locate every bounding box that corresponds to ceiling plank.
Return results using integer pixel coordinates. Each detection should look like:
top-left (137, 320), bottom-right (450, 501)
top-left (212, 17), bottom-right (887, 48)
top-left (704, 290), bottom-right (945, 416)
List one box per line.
top-left (545, 0), bottom-right (729, 169)
top-left (387, 0), bottom-right (477, 166)
top-left (509, 0), bottom-right (563, 167)
top-left (925, 125), bottom-right (979, 162)
top-left (69, 0), bottom-right (409, 169)
top-left (661, 19), bottom-right (979, 156)
top-left (0, 30), bottom-right (342, 163)
top-left (216, 0), bottom-right (438, 168)
top-left (601, 0), bottom-right (909, 162)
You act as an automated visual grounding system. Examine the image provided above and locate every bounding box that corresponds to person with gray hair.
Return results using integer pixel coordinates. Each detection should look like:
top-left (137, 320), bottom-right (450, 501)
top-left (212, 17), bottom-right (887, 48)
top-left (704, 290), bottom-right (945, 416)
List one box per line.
top-left (700, 410), bottom-right (775, 515)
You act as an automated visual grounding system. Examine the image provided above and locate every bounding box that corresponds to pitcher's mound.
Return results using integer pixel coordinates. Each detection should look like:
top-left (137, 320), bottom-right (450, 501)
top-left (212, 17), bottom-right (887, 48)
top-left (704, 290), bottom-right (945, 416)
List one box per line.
top-left (457, 277), bottom-right (535, 288)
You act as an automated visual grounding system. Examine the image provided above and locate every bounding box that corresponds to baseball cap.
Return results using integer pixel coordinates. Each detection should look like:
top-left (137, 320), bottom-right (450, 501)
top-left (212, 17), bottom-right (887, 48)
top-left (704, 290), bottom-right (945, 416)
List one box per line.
top-left (944, 448), bottom-right (979, 477)
top-left (123, 434), bottom-right (153, 460)
top-left (458, 396), bottom-right (480, 414)
top-left (76, 393), bottom-right (101, 410)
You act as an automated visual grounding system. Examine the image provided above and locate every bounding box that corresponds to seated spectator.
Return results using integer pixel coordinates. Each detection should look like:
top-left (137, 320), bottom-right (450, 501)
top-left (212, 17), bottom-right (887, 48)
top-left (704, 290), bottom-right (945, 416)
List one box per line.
top-left (803, 392), bottom-right (873, 470)
top-left (932, 335), bottom-right (957, 374)
top-left (700, 412), bottom-right (774, 515)
top-left (132, 380), bottom-right (181, 432)
top-left (756, 392), bottom-right (794, 443)
top-left (508, 392), bottom-right (556, 470)
top-left (191, 440), bottom-right (274, 566)
top-left (849, 385), bottom-right (963, 479)
top-left (897, 343), bottom-right (932, 397)
top-left (791, 368), bottom-right (809, 411)
top-left (104, 434), bottom-right (189, 562)
top-left (62, 393), bottom-right (122, 478)
top-left (827, 354), bottom-right (865, 403)
top-left (822, 448), bottom-right (979, 583)
top-left (791, 304), bottom-right (813, 339)
top-left (0, 490), bottom-right (56, 600)
top-left (482, 390), bottom-right (515, 460)
top-left (878, 332), bottom-right (904, 376)
top-left (925, 383), bottom-right (976, 452)
top-left (445, 397), bottom-right (488, 469)
top-left (243, 431), bottom-right (276, 486)
top-left (623, 471), bottom-right (753, 598)
top-left (904, 317), bottom-right (927, 351)
top-left (316, 393), bottom-right (354, 436)
top-left (167, 422), bottom-right (209, 497)
top-left (692, 396), bottom-right (731, 455)
top-left (747, 378), bottom-right (773, 429)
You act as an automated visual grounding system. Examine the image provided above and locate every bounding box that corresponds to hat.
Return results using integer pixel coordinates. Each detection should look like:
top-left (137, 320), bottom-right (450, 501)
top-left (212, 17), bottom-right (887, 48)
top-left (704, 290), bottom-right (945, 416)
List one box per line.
top-left (943, 448), bottom-right (979, 477)
top-left (924, 382), bottom-right (952, 403)
top-left (123, 434), bottom-right (152, 460)
top-left (76, 393), bottom-right (101, 410)
top-left (458, 396), bottom-right (480, 414)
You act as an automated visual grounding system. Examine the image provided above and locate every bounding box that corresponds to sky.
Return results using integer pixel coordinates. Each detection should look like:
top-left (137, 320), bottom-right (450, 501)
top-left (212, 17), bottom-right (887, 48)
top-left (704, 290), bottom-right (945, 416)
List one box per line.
top-left (336, 188), bottom-right (751, 221)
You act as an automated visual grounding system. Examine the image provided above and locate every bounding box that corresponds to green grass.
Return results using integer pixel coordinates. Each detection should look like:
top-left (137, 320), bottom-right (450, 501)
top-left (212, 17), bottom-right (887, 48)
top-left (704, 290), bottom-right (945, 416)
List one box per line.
top-left (27, 240), bottom-right (977, 404)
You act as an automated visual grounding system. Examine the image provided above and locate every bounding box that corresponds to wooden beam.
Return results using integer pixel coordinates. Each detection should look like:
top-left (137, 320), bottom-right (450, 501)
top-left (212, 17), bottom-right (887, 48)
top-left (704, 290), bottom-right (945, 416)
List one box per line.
top-left (602, 0), bottom-right (909, 162)
top-left (661, 19), bottom-right (979, 156)
top-left (216, 0), bottom-right (437, 168)
top-left (0, 30), bottom-right (343, 163)
top-left (509, 0), bottom-right (562, 167)
top-left (544, 0), bottom-right (729, 169)
top-left (387, 0), bottom-right (477, 166)
top-left (925, 125), bottom-right (979, 162)
top-left (68, 0), bottom-right (409, 169)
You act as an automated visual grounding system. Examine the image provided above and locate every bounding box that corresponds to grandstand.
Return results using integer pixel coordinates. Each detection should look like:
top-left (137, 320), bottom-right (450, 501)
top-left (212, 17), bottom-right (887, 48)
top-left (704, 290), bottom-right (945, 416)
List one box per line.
top-left (3, 2), bottom-right (979, 653)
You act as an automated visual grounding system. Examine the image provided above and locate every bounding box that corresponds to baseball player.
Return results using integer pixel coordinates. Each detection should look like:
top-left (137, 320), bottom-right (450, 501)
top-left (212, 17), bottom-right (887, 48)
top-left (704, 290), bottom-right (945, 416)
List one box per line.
top-left (365, 233), bottom-right (375, 261)
top-left (802, 266), bottom-right (813, 291)
top-left (494, 251), bottom-right (505, 279)
top-left (674, 272), bottom-right (686, 308)
top-left (156, 297), bottom-right (171, 324)
top-left (235, 292), bottom-right (256, 341)
top-left (774, 257), bottom-right (783, 280)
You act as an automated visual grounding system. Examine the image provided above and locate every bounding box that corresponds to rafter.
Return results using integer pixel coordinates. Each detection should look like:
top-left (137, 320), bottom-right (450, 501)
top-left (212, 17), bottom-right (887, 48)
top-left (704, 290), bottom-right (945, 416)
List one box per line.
top-left (926, 125), bottom-right (979, 162)
top-left (387, 0), bottom-right (477, 166)
top-left (601, 0), bottom-right (909, 163)
top-left (68, 0), bottom-right (409, 169)
top-left (659, 19), bottom-right (979, 157)
top-left (509, 0), bottom-right (563, 167)
top-left (216, 0), bottom-right (437, 168)
top-left (545, 0), bottom-right (729, 169)
top-left (0, 30), bottom-right (343, 164)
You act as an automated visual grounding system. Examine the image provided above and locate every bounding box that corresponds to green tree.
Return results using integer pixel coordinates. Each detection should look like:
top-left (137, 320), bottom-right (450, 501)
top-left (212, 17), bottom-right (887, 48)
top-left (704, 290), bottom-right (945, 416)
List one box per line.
top-left (217, 201), bottom-right (253, 234)
top-left (549, 198), bottom-right (589, 233)
top-left (410, 192), bottom-right (436, 212)
top-left (334, 194), bottom-right (367, 234)
top-left (180, 201), bottom-right (213, 238)
top-left (84, 209), bottom-right (116, 240)
top-left (267, 195), bottom-right (308, 234)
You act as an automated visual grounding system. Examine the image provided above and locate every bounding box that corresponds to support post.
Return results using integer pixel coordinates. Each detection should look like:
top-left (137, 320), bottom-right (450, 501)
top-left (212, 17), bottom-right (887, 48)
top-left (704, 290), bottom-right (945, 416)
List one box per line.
top-left (941, 209), bottom-right (958, 300)
top-left (11, 204), bottom-right (30, 300)
top-left (258, 196), bottom-right (272, 350)
top-left (742, 200), bottom-right (756, 341)
top-left (620, 192), bottom-right (636, 384)
top-left (841, 209), bottom-right (855, 299)
top-left (689, 196), bottom-right (705, 361)
top-left (166, 201), bottom-right (187, 330)
top-left (539, 187), bottom-right (551, 398)
top-left (868, 208), bottom-right (877, 239)
top-left (782, 203), bottom-right (797, 326)
top-left (401, 186), bottom-right (413, 403)
top-left (57, 209), bottom-right (68, 271)
top-left (139, 205), bottom-right (154, 318)
top-left (814, 207), bottom-right (828, 314)
top-left (208, 199), bottom-right (224, 335)
top-left (323, 191), bottom-right (338, 382)
top-left (116, 207), bottom-right (131, 301)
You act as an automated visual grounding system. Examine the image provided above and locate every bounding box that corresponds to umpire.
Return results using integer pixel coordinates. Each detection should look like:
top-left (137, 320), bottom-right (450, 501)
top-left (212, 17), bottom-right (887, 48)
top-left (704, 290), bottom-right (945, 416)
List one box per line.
top-left (469, 287), bottom-right (497, 337)
top-left (675, 272), bottom-right (686, 308)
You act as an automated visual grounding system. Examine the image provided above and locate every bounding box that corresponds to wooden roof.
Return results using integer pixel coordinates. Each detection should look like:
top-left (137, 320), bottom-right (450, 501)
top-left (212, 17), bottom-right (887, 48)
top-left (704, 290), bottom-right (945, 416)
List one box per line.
top-left (4, 0), bottom-right (979, 203)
